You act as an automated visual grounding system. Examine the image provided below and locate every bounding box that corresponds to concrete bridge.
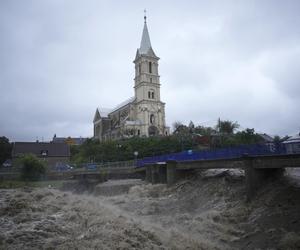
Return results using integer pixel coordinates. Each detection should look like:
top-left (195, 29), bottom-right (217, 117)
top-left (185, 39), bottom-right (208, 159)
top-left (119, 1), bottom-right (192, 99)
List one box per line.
top-left (141, 154), bottom-right (300, 201)
top-left (2, 154), bottom-right (299, 200)
top-left (47, 153), bottom-right (300, 200)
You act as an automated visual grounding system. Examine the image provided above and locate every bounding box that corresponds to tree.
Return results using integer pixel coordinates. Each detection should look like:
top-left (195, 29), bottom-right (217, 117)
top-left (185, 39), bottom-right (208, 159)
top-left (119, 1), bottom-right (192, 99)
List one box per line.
top-left (20, 154), bottom-right (46, 181)
top-left (188, 121), bottom-right (195, 133)
top-left (172, 121), bottom-right (183, 132)
top-left (0, 136), bottom-right (12, 165)
top-left (216, 119), bottom-right (240, 134)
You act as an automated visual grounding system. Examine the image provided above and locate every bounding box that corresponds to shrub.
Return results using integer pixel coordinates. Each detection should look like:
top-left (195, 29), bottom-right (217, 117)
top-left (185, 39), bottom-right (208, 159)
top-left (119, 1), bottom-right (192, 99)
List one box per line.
top-left (20, 154), bottom-right (46, 181)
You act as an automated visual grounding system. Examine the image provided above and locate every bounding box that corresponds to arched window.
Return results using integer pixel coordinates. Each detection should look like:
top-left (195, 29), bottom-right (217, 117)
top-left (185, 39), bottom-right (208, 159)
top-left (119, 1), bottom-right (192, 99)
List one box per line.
top-left (150, 114), bottom-right (155, 124)
top-left (148, 89), bottom-right (155, 99)
top-left (139, 63), bottom-right (141, 75)
top-left (149, 62), bottom-right (152, 73)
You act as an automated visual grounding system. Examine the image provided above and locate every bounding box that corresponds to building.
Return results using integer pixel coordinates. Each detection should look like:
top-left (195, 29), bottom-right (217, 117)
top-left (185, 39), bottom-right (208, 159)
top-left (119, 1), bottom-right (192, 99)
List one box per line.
top-left (52, 134), bottom-right (87, 145)
top-left (283, 133), bottom-right (300, 154)
top-left (12, 142), bottom-right (70, 168)
top-left (93, 15), bottom-right (169, 141)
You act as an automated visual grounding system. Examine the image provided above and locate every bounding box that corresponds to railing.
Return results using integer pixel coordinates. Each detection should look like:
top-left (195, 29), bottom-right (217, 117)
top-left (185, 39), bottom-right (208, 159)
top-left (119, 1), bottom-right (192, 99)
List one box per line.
top-left (77, 160), bottom-right (135, 169)
top-left (137, 143), bottom-right (287, 167)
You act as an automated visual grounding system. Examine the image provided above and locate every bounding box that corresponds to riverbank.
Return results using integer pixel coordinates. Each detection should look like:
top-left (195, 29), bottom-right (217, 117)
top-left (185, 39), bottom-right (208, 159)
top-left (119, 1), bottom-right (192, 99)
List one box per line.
top-left (1, 169), bottom-right (300, 249)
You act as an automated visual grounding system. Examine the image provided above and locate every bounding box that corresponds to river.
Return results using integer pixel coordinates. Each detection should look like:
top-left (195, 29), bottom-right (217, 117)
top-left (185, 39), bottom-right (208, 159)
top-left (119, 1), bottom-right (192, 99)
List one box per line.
top-left (1, 169), bottom-right (300, 249)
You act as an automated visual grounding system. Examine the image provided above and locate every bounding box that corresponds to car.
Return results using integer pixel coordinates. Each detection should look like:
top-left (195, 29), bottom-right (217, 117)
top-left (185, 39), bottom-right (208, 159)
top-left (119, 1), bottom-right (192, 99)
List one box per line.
top-left (85, 163), bottom-right (97, 171)
top-left (2, 159), bottom-right (12, 168)
top-left (55, 163), bottom-right (73, 172)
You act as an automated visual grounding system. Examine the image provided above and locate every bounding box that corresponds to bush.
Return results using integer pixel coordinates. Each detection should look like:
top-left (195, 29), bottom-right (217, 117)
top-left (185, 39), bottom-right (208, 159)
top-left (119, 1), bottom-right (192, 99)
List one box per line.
top-left (20, 154), bottom-right (46, 181)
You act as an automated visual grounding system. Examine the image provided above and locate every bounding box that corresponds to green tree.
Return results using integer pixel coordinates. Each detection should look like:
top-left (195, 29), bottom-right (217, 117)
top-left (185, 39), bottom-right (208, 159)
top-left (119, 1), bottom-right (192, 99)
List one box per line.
top-left (0, 136), bottom-right (12, 165)
top-left (216, 119), bottom-right (240, 134)
top-left (20, 154), bottom-right (46, 181)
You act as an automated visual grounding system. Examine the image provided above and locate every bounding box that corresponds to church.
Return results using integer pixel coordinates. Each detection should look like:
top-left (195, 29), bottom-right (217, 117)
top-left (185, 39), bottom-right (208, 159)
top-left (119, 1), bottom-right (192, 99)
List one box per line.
top-left (93, 15), bottom-right (170, 141)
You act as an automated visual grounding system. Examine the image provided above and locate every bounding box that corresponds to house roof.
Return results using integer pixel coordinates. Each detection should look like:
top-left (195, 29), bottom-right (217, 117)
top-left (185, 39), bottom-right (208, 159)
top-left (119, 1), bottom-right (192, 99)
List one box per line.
top-left (258, 133), bottom-right (274, 143)
top-left (12, 142), bottom-right (70, 157)
top-left (52, 137), bottom-right (87, 145)
top-left (283, 133), bottom-right (300, 144)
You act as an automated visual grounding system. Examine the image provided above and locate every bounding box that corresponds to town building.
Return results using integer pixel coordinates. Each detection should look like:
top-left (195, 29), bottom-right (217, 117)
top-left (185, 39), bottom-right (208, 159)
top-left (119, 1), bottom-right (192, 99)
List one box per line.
top-left (93, 15), bottom-right (169, 141)
top-left (12, 142), bottom-right (70, 168)
top-left (283, 133), bottom-right (300, 154)
top-left (52, 134), bottom-right (87, 145)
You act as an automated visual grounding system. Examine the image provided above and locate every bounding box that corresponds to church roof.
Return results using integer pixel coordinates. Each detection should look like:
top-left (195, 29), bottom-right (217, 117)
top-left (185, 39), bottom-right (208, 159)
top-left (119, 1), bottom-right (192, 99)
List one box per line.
top-left (139, 20), bottom-right (152, 54)
top-left (138, 15), bottom-right (157, 58)
top-left (110, 97), bottom-right (135, 113)
top-left (97, 108), bottom-right (111, 117)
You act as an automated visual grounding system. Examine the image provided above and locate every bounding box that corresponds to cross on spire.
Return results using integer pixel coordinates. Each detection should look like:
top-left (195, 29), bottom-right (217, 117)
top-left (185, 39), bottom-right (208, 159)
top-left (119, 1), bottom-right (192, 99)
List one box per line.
top-left (144, 9), bottom-right (147, 23)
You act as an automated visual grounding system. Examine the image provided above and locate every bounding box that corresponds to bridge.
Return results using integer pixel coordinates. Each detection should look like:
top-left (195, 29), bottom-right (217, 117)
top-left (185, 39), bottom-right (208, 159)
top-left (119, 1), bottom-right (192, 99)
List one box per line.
top-left (1, 144), bottom-right (299, 200)
top-left (142, 153), bottom-right (300, 201)
top-left (48, 148), bottom-right (300, 200)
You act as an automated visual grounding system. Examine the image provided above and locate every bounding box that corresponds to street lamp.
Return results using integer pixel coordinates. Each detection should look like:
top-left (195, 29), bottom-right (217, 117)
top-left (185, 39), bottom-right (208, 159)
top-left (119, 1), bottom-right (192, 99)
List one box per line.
top-left (134, 151), bottom-right (139, 166)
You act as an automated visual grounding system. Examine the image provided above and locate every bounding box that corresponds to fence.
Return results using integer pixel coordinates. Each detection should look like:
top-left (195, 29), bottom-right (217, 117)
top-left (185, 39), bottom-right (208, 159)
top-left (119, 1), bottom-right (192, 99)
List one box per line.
top-left (137, 143), bottom-right (286, 167)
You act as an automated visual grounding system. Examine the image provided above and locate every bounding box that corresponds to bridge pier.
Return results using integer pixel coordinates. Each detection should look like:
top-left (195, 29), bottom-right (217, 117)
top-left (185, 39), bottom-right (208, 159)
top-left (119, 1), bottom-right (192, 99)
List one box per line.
top-left (158, 164), bottom-right (167, 183)
top-left (151, 165), bottom-right (160, 184)
top-left (245, 157), bottom-right (264, 201)
top-left (145, 164), bottom-right (167, 184)
top-left (166, 161), bottom-right (178, 186)
top-left (244, 157), bottom-right (284, 201)
top-left (146, 165), bottom-right (152, 183)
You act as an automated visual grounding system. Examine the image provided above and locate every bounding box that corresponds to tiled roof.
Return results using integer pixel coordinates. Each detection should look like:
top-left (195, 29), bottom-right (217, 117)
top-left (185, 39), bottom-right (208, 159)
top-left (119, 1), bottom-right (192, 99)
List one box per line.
top-left (12, 142), bottom-right (70, 157)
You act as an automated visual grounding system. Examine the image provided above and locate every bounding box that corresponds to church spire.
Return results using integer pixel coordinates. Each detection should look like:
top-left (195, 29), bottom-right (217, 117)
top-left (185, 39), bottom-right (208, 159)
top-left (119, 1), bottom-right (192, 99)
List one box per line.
top-left (139, 10), bottom-right (153, 55)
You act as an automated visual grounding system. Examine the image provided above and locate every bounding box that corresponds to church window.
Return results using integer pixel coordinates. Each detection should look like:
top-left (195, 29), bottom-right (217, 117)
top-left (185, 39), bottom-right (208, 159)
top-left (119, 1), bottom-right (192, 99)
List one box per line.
top-left (149, 62), bottom-right (152, 73)
top-left (150, 77), bottom-right (152, 83)
top-left (148, 91), bottom-right (151, 99)
top-left (139, 63), bottom-right (141, 74)
top-left (152, 92), bottom-right (155, 99)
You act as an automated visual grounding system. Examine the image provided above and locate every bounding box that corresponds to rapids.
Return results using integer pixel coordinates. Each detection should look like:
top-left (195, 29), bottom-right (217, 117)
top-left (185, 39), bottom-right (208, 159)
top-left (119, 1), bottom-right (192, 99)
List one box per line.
top-left (1, 169), bottom-right (300, 249)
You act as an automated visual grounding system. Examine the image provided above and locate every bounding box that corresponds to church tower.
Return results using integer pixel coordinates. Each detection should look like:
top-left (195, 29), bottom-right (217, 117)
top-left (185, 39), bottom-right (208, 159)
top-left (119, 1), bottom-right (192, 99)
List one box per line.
top-left (133, 14), bottom-right (168, 137)
top-left (93, 14), bottom-right (169, 141)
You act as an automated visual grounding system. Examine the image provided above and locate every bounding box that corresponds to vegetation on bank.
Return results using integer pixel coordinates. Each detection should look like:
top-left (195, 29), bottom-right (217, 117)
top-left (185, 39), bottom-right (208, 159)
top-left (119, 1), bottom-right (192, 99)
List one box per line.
top-left (19, 154), bottom-right (47, 181)
top-left (71, 120), bottom-right (265, 164)
top-left (0, 136), bottom-right (12, 165)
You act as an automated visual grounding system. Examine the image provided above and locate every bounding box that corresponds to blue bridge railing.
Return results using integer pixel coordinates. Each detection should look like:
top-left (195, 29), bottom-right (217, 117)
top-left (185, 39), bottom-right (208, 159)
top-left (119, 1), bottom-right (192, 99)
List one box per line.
top-left (137, 143), bottom-right (286, 167)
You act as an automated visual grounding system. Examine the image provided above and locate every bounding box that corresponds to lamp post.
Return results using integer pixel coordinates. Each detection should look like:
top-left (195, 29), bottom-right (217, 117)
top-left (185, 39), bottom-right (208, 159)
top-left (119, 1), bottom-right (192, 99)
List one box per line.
top-left (134, 151), bottom-right (138, 166)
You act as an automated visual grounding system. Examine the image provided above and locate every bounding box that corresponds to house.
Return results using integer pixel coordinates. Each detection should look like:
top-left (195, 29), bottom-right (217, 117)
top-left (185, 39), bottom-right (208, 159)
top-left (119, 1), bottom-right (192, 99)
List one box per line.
top-left (12, 142), bottom-right (70, 168)
top-left (52, 134), bottom-right (87, 145)
top-left (283, 133), bottom-right (300, 154)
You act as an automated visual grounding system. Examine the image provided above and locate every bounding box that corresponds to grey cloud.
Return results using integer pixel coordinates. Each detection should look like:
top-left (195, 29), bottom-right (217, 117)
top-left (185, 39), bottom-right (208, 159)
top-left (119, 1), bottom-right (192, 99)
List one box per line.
top-left (0, 0), bottom-right (300, 141)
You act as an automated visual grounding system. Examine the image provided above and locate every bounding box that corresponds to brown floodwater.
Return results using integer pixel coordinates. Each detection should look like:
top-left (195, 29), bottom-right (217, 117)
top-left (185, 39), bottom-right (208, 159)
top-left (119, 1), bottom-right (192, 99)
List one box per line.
top-left (0, 169), bottom-right (300, 249)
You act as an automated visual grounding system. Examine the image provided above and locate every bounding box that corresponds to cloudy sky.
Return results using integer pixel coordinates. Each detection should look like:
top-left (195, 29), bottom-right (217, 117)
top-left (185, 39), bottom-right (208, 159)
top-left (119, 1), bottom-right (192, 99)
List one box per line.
top-left (1, 0), bottom-right (300, 141)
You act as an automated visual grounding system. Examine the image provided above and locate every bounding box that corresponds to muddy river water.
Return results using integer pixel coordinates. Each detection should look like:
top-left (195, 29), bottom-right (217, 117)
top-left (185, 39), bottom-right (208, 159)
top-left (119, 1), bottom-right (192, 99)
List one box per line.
top-left (1, 169), bottom-right (300, 249)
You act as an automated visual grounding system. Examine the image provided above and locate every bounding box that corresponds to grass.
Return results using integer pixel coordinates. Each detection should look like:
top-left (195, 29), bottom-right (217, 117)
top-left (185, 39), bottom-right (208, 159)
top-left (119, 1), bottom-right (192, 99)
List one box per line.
top-left (0, 180), bottom-right (67, 189)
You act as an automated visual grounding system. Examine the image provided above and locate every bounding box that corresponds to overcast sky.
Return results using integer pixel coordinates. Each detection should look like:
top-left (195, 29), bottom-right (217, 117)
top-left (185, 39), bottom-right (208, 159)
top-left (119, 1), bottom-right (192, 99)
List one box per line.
top-left (1, 0), bottom-right (300, 142)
